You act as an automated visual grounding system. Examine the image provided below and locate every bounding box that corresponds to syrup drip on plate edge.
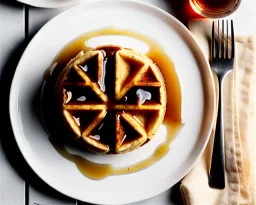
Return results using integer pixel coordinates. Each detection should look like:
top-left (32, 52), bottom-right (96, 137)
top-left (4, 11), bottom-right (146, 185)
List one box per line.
top-left (42, 27), bottom-right (183, 180)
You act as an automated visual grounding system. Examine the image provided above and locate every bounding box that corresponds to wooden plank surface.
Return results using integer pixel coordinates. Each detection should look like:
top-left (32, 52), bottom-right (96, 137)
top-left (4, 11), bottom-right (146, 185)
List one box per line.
top-left (0, 1), bottom-right (26, 204)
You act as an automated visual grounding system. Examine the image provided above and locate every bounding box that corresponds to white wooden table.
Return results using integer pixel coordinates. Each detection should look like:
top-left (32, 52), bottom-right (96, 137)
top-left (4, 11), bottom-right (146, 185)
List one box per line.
top-left (1, 0), bottom-right (256, 204)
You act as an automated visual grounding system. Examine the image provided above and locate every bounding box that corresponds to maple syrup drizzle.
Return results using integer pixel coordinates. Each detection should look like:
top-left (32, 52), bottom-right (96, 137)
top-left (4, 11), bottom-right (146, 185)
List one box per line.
top-left (43, 27), bottom-right (182, 180)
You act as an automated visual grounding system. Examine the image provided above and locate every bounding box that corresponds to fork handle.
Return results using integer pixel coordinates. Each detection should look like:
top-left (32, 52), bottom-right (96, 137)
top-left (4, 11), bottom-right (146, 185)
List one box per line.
top-left (209, 75), bottom-right (225, 189)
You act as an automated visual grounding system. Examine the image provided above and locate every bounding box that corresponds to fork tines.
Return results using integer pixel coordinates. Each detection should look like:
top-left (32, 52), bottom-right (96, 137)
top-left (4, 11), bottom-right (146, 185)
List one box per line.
top-left (212, 20), bottom-right (234, 60)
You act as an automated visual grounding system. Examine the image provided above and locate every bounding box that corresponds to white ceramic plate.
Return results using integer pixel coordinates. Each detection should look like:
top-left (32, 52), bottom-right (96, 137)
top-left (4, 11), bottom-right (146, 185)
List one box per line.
top-left (16, 0), bottom-right (87, 8)
top-left (10, 0), bottom-right (215, 204)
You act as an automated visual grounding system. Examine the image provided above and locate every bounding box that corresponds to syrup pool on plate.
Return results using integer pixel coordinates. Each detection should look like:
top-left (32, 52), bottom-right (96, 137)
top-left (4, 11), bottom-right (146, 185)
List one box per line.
top-left (41, 27), bottom-right (182, 180)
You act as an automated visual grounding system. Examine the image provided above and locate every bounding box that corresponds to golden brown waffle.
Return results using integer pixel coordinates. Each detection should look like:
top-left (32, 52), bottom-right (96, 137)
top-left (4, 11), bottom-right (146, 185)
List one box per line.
top-left (55, 45), bottom-right (167, 154)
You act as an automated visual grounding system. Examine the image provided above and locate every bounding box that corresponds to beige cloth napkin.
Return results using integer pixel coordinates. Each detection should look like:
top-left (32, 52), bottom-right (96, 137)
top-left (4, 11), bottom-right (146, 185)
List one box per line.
top-left (180, 19), bottom-right (256, 205)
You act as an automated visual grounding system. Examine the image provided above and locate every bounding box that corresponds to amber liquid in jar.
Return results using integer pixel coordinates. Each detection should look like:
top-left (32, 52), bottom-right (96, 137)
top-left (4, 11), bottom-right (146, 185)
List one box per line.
top-left (190, 0), bottom-right (241, 18)
top-left (42, 28), bottom-right (182, 180)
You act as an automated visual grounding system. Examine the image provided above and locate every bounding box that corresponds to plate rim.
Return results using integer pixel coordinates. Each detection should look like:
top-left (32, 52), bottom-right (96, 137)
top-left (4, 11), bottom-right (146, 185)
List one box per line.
top-left (16, 0), bottom-right (83, 8)
top-left (10, 0), bottom-right (216, 204)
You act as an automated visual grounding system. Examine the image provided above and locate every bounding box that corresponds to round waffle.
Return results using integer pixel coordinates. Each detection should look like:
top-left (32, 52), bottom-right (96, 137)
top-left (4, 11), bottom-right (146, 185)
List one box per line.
top-left (55, 45), bottom-right (167, 154)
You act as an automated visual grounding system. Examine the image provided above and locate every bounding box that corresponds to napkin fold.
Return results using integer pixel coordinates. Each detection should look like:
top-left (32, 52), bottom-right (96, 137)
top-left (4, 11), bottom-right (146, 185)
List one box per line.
top-left (180, 19), bottom-right (256, 205)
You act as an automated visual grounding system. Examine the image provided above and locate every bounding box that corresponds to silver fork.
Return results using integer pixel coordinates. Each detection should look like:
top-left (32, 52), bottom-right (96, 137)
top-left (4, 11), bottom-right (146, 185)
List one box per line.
top-left (209, 20), bottom-right (235, 189)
